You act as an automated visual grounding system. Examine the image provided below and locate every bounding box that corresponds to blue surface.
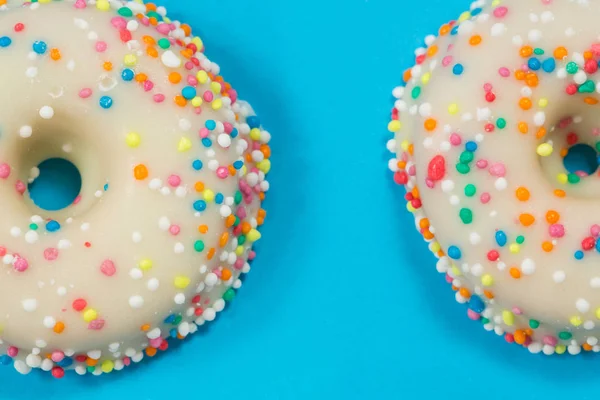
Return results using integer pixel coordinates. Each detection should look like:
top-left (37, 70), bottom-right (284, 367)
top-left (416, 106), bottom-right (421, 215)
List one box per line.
top-left (4, 0), bottom-right (600, 399)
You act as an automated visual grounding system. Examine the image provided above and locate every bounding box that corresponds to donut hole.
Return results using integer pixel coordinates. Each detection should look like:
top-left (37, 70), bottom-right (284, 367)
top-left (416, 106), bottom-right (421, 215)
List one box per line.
top-left (28, 158), bottom-right (82, 211)
top-left (563, 144), bottom-right (599, 176)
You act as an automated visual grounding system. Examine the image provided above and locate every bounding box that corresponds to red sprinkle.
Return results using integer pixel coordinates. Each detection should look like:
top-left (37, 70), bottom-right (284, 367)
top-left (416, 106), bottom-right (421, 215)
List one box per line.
top-left (427, 155), bottom-right (446, 181)
top-left (72, 298), bottom-right (87, 312)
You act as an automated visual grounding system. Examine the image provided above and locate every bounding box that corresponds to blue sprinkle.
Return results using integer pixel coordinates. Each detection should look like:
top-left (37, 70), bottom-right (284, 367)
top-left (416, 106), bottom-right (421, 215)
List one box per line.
top-left (575, 250), bottom-right (584, 260)
top-left (596, 239), bottom-right (600, 253)
top-left (104, 183), bottom-right (109, 191)
top-left (215, 193), bottom-right (224, 204)
top-left (121, 68), bottom-right (135, 81)
top-left (495, 231), bottom-right (507, 247)
top-left (471, 8), bottom-right (482, 16)
top-left (0, 355), bottom-right (11, 366)
top-left (181, 86), bottom-right (196, 100)
top-left (170, 329), bottom-right (177, 338)
top-left (468, 295), bottom-right (485, 313)
top-left (201, 138), bottom-right (212, 147)
top-left (192, 159), bottom-right (203, 171)
top-left (452, 63), bottom-right (464, 75)
top-left (205, 120), bottom-right (216, 130)
top-left (99, 96), bottom-right (113, 109)
top-left (247, 116), bottom-right (260, 129)
top-left (46, 220), bottom-right (61, 232)
top-left (448, 245), bottom-right (461, 260)
top-left (528, 57), bottom-right (541, 71)
top-left (233, 160), bottom-right (243, 170)
top-left (193, 200), bottom-right (207, 212)
top-left (0, 36), bottom-right (12, 48)
top-left (465, 141), bottom-right (477, 152)
top-left (57, 357), bottom-right (73, 368)
top-left (163, 314), bottom-right (175, 324)
top-left (230, 128), bottom-right (238, 138)
top-left (542, 58), bottom-right (556, 73)
top-left (32, 40), bottom-right (47, 54)
top-left (451, 25), bottom-right (459, 36)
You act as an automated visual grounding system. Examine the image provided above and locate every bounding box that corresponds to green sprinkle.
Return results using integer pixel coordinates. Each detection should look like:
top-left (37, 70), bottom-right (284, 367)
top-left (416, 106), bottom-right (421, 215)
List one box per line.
top-left (238, 235), bottom-right (246, 245)
top-left (496, 118), bottom-right (507, 129)
top-left (117, 7), bottom-right (133, 17)
top-left (596, 142), bottom-right (600, 153)
top-left (566, 62), bottom-right (579, 74)
top-left (516, 235), bottom-right (525, 244)
top-left (558, 331), bottom-right (572, 340)
top-left (568, 173), bottom-right (580, 184)
top-left (533, 48), bottom-right (545, 55)
top-left (456, 163), bottom-right (470, 174)
top-left (233, 216), bottom-right (241, 227)
top-left (194, 240), bottom-right (205, 252)
top-left (481, 317), bottom-right (490, 325)
top-left (234, 191), bottom-right (243, 205)
top-left (223, 288), bottom-right (236, 302)
top-left (158, 38), bottom-right (170, 49)
top-left (459, 151), bottom-right (474, 164)
top-left (529, 319), bottom-right (540, 329)
top-left (464, 184), bottom-right (476, 197)
top-left (578, 80), bottom-right (596, 93)
top-left (146, 10), bottom-right (163, 21)
top-left (459, 208), bottom-right (473, 224)
top-left (411, 87), bottom-right (421, 100)
top-left (173, 315), bottom-right (182, 325)
top-left (29, 223), bottom-right (38, 230)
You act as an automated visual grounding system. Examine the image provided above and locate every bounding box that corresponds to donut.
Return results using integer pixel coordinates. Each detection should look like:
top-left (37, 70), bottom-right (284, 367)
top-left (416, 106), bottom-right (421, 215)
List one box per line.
top-left (387, 0), bottom-right (600, 355)
top-left (0, 0), bottom-right (270, 377)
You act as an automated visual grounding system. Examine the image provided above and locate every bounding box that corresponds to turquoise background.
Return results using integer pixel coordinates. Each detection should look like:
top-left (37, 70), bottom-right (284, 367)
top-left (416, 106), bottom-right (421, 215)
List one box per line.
top-left (3, 0), bottom-right (599, 399)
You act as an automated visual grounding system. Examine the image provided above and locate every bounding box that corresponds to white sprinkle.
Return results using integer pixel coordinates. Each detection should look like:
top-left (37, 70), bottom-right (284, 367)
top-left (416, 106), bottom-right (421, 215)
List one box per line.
top-left (58, 239), bottom-right (71, 249)
top-left (585, 321), bottom-right (596, 330)
top-left (565, 27), bottom-right (576, 37)
top-left (494, 178), bottom-right (508, 191)
top-left (521, 258), bottom-right (536, 275)
top-left (87, 350), bottom-right (101, 359)
top-left (512, 35), bottom-right (523, 46)
top-left (490, 23), bottom-right (506, 37)
top-left (57, 286), bottom-right (67, 296)
top-left (577, 298), bottom-right (591, 313)
top-left (132, 231), bottom-right (142, 243)
top-left (574, 70), bottom-right (588, 85)
top-left (591, 277), bottom-right (600, 288)
top-left (161, 50), bottom-right (182, 68)
top-left (43, 316), bottom-right (56, 328)
top-left (553, 270), bottom-right (566, 283)
top-left (449, 195), bottom-right (460, 205)
top-left (146, 328), bottom-right (161, 339)
top-left (441, 180), bottom-right (455, 193)
top-left (19, 125), bottom-right (32, 138)
top-left (541, 11), bottom-right (554, 23)
top-left (159, 187), bottom-right (171, 196)
top-left (534, 111), bottom-right (546, 126)
top-left (203, 308), bottom-right (216, 321)
top-left (469, 232), bottom-right (481, 245)
top-left (158, 216), bottom-right (170, 230)
top-left (175, 186), bottom-right (187, 198)
top-left (14, 360), bottom-right (31, 375)
top-left (39, 106), bottom-right (54, 119)
top-left (147, 278), bottom-right (159, 291)
top-left (457, 20), bottom-right (474, 36)
top-left (24, 230), bottom-right (39, 244)
top-left (126, 20), bottom-right (139, 31)
top-left (528, 29), bottom-right (542, 42)
top-left (74, 18), bottom-right (89, 30)
top-left (179, 118), bottom-right (192, 131)
top-left (174, 293), bottom-right (185, 304)
top-left (25, 354), bottom-right (41, 368)
top-left (149, 178), bottom-right (162, 190)
top-left (87, 31), bottom-right (98, 40)
top-left (22, 298), bottom-right (38, 312)
top-left (80, 223), bottom-right (90, 231)
top-left (205, 272), bottom-right (218, 286)
top-left (174, 242), bottom-right (185, 254)
top-left (129, 268), bottom-right (143, 280)
top-left (25, 67), bottom-right (38, 78)
top-left (470, 263), bottom-right (483, 277)
top-left (128, 295), bottom-right (144, 309)
top-left (217, 134), bottom-right (232, 148)
top-left (10, 227), bottom-right (21, 237)
top-left (213, 299), bottom-right (225, 312)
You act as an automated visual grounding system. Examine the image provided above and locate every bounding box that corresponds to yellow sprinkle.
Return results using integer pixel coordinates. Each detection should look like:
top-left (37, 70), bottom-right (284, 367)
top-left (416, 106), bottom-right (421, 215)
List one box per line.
top-left (448, 103), bottom-right (459, 115)
top-left (38, 0), bottom-right (52, 3)
top-left (192, 37), bottom-right (204, 51)
top-left (235, 246), bottom-right (244, 256)
top-left (123, 54), bottom-right (137, 67)
top-left (555, 345), bottom-right (566, 354)
top-left (125, 132), bottom-right (141, 148)
top-left (557, 173), bottom-right (568, 184)
top-left (249, 128), bottom-right (261, 141)
top-left (256, 159), bottom-right (271, 174)
top-left (196, 70), bottom-right (209, 84)
top-left (203, 189), bottom-right (215, 202)
top-left (570, 315), bottom-right (582, 327)
top-left (210, 82), bottom-right (222, 94)
top-left (211, 98), bottom-right (223, 110)
top-left (536, 143), bottom-right (553, 157)
top-left (177, 137), bottom-right (192, 152)
top-left (400, 140), bottom-right (410, 151)
top-left (595, 308), bottom-right (600, 319)
top-left (450, 264), bottom-right (462, 277)
top-left (509, 243), bottom-right (520, 254)
top-left (388, 120), bottom-right (402, 132)
top-left (174, 276), bottom-right (191, 289)
top-left (191, 97), bottom-right (203, 107)
top-left (430, 242), bottom-right (441, 253)
top-left (247, 229), bottom-right (261, 242)
top-left (458, 11), bottom-right (471, 22)
top-left (421, 73), bottom-right (431, 85)
top-left (481, 274), bottom-right (494, 287)
top-left (101, 360), bottom-right (114, 373)
top-left (83, 308), bottom-right (98, 323)
top-left (96, 0), bottom-right (110, 11)
top-left (139, 259), bottom-right (153, 271)
top-left (538, 98), bottom-right (548, 108)
top-left (492, 0), bottom-right (501, 5)
top-left (502, 310), bottom-right (514, 326)
top-left (406, 203), bottom-right (415, 212)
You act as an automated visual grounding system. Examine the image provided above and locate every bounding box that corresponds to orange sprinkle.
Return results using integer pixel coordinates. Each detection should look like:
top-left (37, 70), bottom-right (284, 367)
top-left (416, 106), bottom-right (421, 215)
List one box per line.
top-left (145, 2), bottom-right (157, 11)
top-left (509, 267), bottom-right (521, 279)
top-left (584, 50), bottom-right (594, 60)
top-left (560, 148), bottom-right (568, 158)
top-left (422, 229), bottom-right (434, 240)
top-left (142, 35), bottom-right (156, 45)
top-left (147, 46), bottom-right (158, 58)
top-left (518, 97), bottom-right (532, 110)
top-left (53, 322), bottom-right (65, 334)
top-left (469, 35), bottom-right (482, 46)
top-left (403, 69), bottom-right (412, 83)
top-left (140, 324), bottom-right (150, 331)
top-left (145, 347), bottom-right (157, 357)
top-left (181, 24), bottom-right (192, 37)
top-left (520, 45), bottom-right (533, 57)
top-left (174, 95), bottom-right (187, 107)
top-left (86, 358), bottom-right (98, 366)
top-left (168, 72), bottom-right (182, 84)
top-left (584, 97), bottom-right (599, 105)
top-left (135, 73), bottom-right (148, 82)
top-left (483, 290), bottom-right (494, 299)
top-left (525, 72), bottom-right (539, 87)
top-left (518, 122), bottom-right (529, 134)
top-left (103, 61), bottom-right (112, 71)
top-left (219, 232), bottom-right (229, 248)
top-left (516, 187), bottom-right (530, 201)
top-left (257, 217), bottom-right (265, 226)
top-left (426, 45), bottom-right (438, 57)
top-left (225, 215), bottom-right (236, 228)
top-left (542, 241), bottom-right (554, 252)
top-left (458, 287), bottom-right (471, 299)
top-left (49, 48), bottom-right (61, 61)
top-left (424, 118), bottom-right (437, 131)
top-left (519, 213), bottom-right (535, 226)
top-left (194, 181), bottom-right (205, 192)
top-left (536, 127), bottom-right (547, 139)
top-left (554, 189), bottom-right (566, 198)
top-left (0, 0), bottom-right (6, 5)
top-left (133, 164), bottom-right (148, 180)
top-left (546, 210), bottom-right (560, 224)
top-left (149, 17), bottom-right (158, 26)
top-left (419, 218), bottom-right (430, 229)
top-left (583, 343), bottom-right (593, 351)
top-left (260, 144), bottom-right (271, 158)
top-left (207, 248), bottom-right (215, 260)
top-left (439, 24), bottom-right (451, 36)
top-left (514, 330), bottom-right (527, 345)
top-left (515, 70), bottom-right (526, 80)
top-left (198, 224), bottom-right (208, 234)
top-left (258, 209), bottom-right (267, 219)
top-left (221, 268), bottom-right (232, 281)
top-left (241, 222), bottom-right (251, 234)
top-left (554, 46), bottom-right (568, 60)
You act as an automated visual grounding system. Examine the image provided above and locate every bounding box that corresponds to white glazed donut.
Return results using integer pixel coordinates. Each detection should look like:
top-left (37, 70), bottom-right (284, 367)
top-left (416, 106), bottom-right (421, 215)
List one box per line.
top-left (0, 0), bottom-right (270, 376)
top-left (389, 0), bottom-right (600, 355)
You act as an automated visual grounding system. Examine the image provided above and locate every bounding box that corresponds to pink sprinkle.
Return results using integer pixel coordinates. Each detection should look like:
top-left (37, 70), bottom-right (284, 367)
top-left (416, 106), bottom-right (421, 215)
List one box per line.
top-left (227, 89), bottom-right (238, 103)
top-left (593, 128), bottom-right (600, 137)
top-left (123, 357), bottom-right (131, 366)
top-left (248, 250), bottom-right (256, 260)
top-left (203, 91), bottom-right (214, 102)
top-left (140, 17), bottom-right (150, 26)
top-left (44, 248), bottom-right (59, 261)
top-left (95, 41), bottom-right (107, 52)
top-left (234, 259), bottom-right (244, 270)
top-left (100, 259), bottom-right (116, 276)
top-left (110, 17), bottom-right (127, 29)
top-left (199, 127), bottom-right (210, 138)
top-left (449, 133), bottom-right (462, 146)
top-left (493, 6), bottom-right (508, 18)
top-left (476, 159), bottom-right (488, 169)
top-left (549, 224), bottom-right (565, 238)
top-left (15, 180), bottom-right (25, 195)
top-left (483, 83), bottom-right (493, 92)
top-left (74, 0), bottom-right (86, 8)
top-left (88, 319), bottom-right (105, 330)
top-left (489, 163), bottom-right (506, 177)
top-left (442, 56), bottom-right (453, 67)
top-left (591, 224), bottom-right (600, 237)
top-left (167, 174), bottom-right (181, 187)
top-left (425, 178), bottom-right (434, 189)
top-left (7, 346), bottom-right (18, 357)
top-left (13, 257), bottom-right (28, 272)
top-left (236, 207), bottom-right (247, 219)
top-left (153, 94), bottom-right (165, 103)
top-left (512, 307), bottom-right (522, 315)
top-left (156, 23), bottom-right (171, 35)
top-left (73, 195), bottom-right (81, 205)
top-left (543, 335), bottom-right (558, 346)
top-left (0, 247), bottom-right (6, 257)
top-left (0, 163), bottom-right (11, 179)
top-left (445, 274), bottom-right (453, 284)
top-left (169, 225), bottom-right (180, 236)
top-left (467, 309), bottom-right (480, 321)
top-left (498, 67), bottom-right (510, 77)
top-left (185, 62), bottom-right (194, 70)
top-left (592, 43), bottom-right (600, 57)
top-left (143, 80), bottom-right (154, 91)
top-left (480, 193), bottom-right (491, 204)
top-left (216, 166), bottom-right (229, 179)
top-left (149, 337), bottom-right (163, 348)
top-left (223, 122), bottom-right (233, 134)
top-left (79, 88), bottom-right (92, 98)
top-left (51, 351), bottom-right (65, 362)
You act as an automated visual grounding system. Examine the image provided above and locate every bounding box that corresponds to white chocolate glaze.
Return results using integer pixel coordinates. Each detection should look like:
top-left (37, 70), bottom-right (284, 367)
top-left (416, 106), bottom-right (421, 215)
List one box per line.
top-left (0, 0), bottom-right (270, 376)
top-left (388, 0), bottom-right (600, 355)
